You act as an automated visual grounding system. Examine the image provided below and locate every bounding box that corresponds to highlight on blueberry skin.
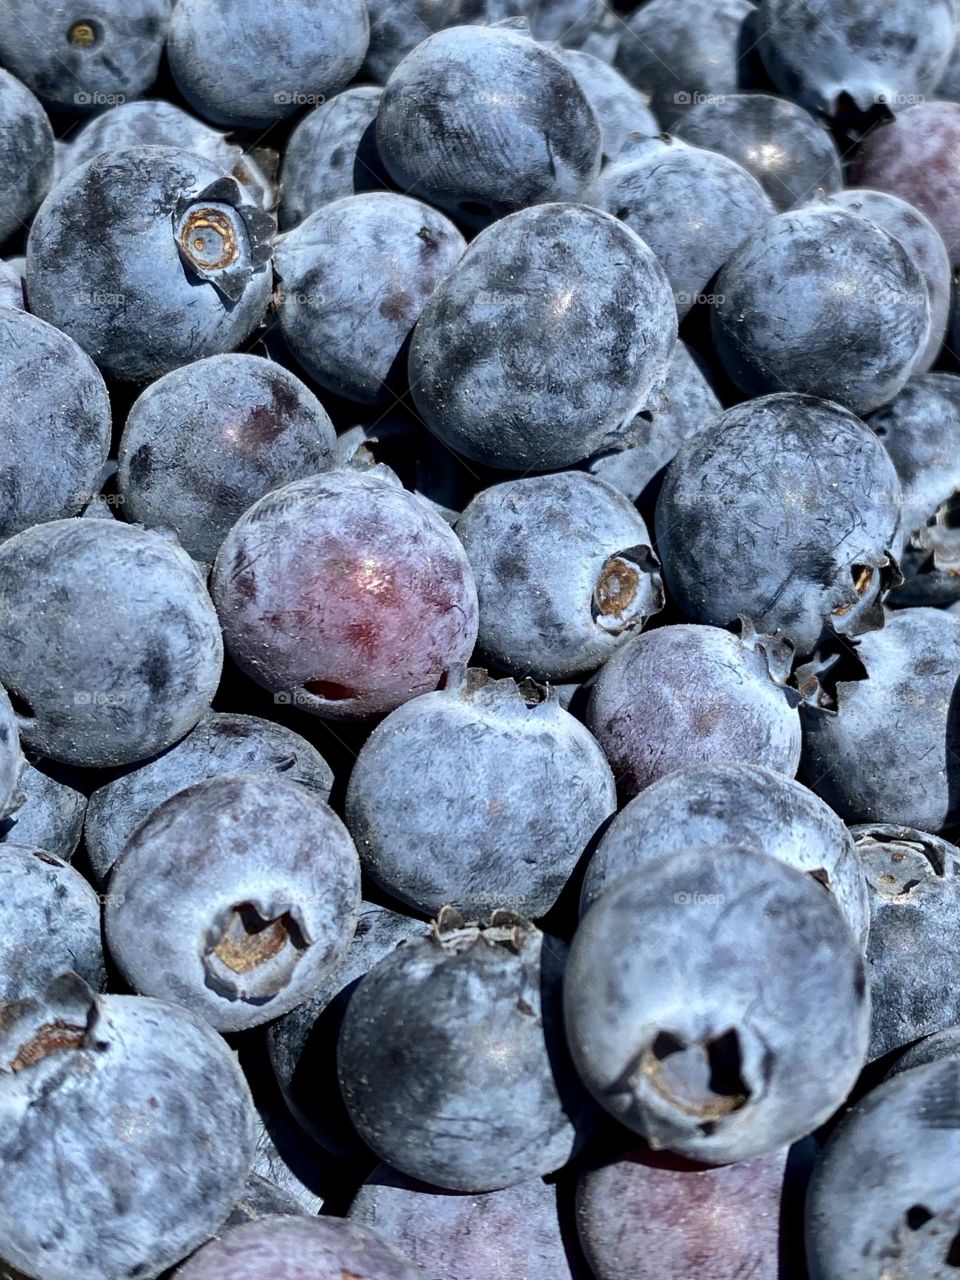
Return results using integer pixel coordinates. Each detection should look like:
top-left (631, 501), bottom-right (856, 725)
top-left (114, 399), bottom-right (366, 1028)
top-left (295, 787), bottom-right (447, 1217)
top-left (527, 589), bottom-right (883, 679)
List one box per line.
top-left (565, 847), bottom-right (870, 1164)
top-left (104, 773), bottom-right (362, 1033)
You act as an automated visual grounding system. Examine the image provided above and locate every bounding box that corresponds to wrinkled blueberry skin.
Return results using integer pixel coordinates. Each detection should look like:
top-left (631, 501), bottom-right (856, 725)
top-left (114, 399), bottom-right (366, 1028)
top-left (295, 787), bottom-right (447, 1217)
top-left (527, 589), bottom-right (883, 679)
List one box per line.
top-left (212, 469), bottom-right (479, 720)
top-left (345, 669), bottom-right (616, 919)
top-left (85, 710), bottom-right (333, 883)
top-left (712, 208), bottom-right (930, 414)
top-left (0, 70), bottom-right (54, 244)
top-left (0, 519), bottom-right (223, 768)
top-left (582, 761), bottom-right (870, 944)
top-left (0, 308), bottom-right (111, 541)
top-left (0, 845), bottom-right (105, 1002)
top-left (0, 258), bottom-right (24, 309)
top-left (616, 0), bottom-right (758, 130)
top-left (851, 825), bottom-right (960, 1061)
top-left (410, 203), bottom-right (677, 471)
top-left (167, 0), bottom-right (369, 129)
top-left (577, 1145), bottom-right (789, 1280)
top-left (0, 977), bottom-right (257, 1280)
top-left (0, 684), bottom-right (24, 819)
top-left (27, 146), bottom-right (274, 382)
top-left (363, 0), bottom-right (530, 84)
top-left (758, 0), bottom-right (957, 116)
top-left (279, 87), bottom-right (386, 230)
top-left (276, 193), bottom-right (466, 404)
top-left (566, 847), bottom-right (869, 1163)
top-left (105, 774), bottom-right (361, 1034)
top-left (173, 1215), bottom-right (423, 1280)
top-left (674, 92), bottom-right (843, 212)
top-left (586, 624), bottom-right (802, 800)
top-left (118, 354), bottom-right (336, 566)
top-left (0, 759), bottom-right (86, 862)
top-left (0, 0), bottom-right (173, 113)
top-left (349, 1165), bottom-right (576, 1280)
top-left (376, 26), bottom-right (601, 230)
top-left (869, 374), bottom-right (960, 605)
top-left (268, 902), bottom-right (426, 1159)
top-left (338, 916), bottom-right (596, 1191)
top-left (457, 473), bottom-right (663, 680)
top-left (655, 394), bottom-right (904, 655)
top-left (596, 135), bottom-right (775, 319)
top-left (559, 49), bottom-right (658, 160)
top-left (887, 1024), bottom-right (960, 1078)
top-left (805, 1059), bottom-right (960, 1280)
top-left (801, 609), bottom-right (960, 832)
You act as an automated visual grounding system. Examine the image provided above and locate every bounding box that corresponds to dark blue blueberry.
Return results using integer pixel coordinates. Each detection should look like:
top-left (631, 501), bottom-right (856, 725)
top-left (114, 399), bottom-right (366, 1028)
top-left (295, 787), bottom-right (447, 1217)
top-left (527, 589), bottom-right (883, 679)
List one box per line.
top-left (0, 70), bottom-right (54, 244)
top-left (362, 0), bottom-right (530, 85)
top-left (559, 49), bottom-right (658, 160)
top-left (409, 202), bottom-right (677, 471)
top-left (565, 847), bottom-right (869, 1162)
top-left (886, 1024), bottom-right (960, 1078)
top-left (0, 759), bottom-right (86, 862)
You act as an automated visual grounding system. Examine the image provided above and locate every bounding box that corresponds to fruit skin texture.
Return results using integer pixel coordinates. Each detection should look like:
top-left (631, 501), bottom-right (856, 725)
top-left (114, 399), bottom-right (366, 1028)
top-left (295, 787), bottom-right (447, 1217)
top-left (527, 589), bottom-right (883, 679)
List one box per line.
top-left (0, 518), bottom-right (223, 768)
top-left (559, 49), bottom-right (658, 161)
top-left (586, 623), bottom-right (802, 800)
top-left (172, 1215), bottom-right (423, 1280)
top-left (0, 258), bottom-right (23, 309)
top-left (0, 976), bottom-right (257, 1280)
top-left (275, 193), bottom-right (466, 404)
top-left (117, 353), bottom-right (336, 566)
top-left (211, 468), bottom-right (479, 721)
top-left (362, 0), bottom-right (529, 84)
top-left (345, 668), bottom-right (617, 919)
top-left (376, 25), bottom-right (601, 229)
top-left (800, 608), bottom-right (960, 832)
top-left (85, 710), bottom-right (333, 883)
top-left (581, 761), bottom-right (870, 944)
top-left (0, 69), bottom-right (54, 242)
top-left (805, 1059), bottom-right (960, 1280)
top-left (410, 203), bottom-right (677, 472)
top-left (349, 1164), bottom-right (576, 1280)
top-left (338, 915), bottom-right (596, 1191)
top-left (655, 393), bottom-right (904, 656)
top-left (0, 760), bottom-right (86, 861)
top-left (712, 207), bottom-right (930, 414)
top-left (565, 847), bottom-right (870, 1163)
top-left (167, 0), bottom-right (369, 128)
top-left (0, 308), bottom-right (111, 541)
top-left (852, 825), bottom-right (960, 1061)
top-left (886, 1024), bottom-right (960, 1078)
top-left (0, 684), bottom-right (24, 820)
top-left (104, 774), bottom-right (361, 1034)
top-left (456, 472), bottom-right (663, 681)
top-left (26, 146), bottom-right (274, 382)
top-left (0, 844), bottom-right (105, 1002)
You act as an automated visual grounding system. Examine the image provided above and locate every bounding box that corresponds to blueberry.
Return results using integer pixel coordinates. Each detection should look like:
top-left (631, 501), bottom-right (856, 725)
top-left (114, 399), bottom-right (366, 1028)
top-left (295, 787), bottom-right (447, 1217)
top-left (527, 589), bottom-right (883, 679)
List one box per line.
top-left (172, 1215), bottom-right (423, 1280)
top-left (0, 759), bottom-right (86, 862)
top-left (655, 393), bottom-right (904, 654)
top-left (799, 608), bottom-right (960, 832)
top-left (338, 912), bottom-right (596, 1191)
top-left (0, 0), bottom-right (174, 113)
top-left (211, 468), bottom-right (479, 720)
top-left (376, 25), bottom-right (601, 229)
top-left (565, 847), bottom-right (869, 1162)
top-left (712, 208), bottom-right (931, 413)
top-left (456, 472), bottom-right (663, 680)
top-left (586, 623), bottom-right (802, 800)
top-left (581, 761), bottom-right (870, 944)
top-left (275, 193), bottom-right (466, 404)
top-left (362, 0), bottom-right (530, 85)
top-left (0, 844), bottom-right (105, 1001)
top-left (409, 202), bottom-right (677, 471)
top-left (0, 308), bottom-right (111, 540)
top-left (26, 146), bottom-right (275, 382)
top-left (104, 773), bottom-right (361, 1033)
top-left (0, 69), bottom-right (54, 244)
top-left (0, 975), bottom-right (257, 1280)
top-left (758, 0), bottom-right (957, 117)
top-left (246, 1111), bottom-right (325, 1218)
top-left (886, 1024), bottom-right (960, 1078)
top-left (673, 92), bottom-right (843, 212)
top-left (937, 32), bottom-right (960, 103)
top-left (595, 134), bottom-right (775, 318)
top-left (279, 87), bottom-right (386, 230)
top-left (558, 48), bottom-right (658, 160)
top-left (851, 824), bottom-right (960, 1060)
top-left (349, 1165), bottom-right (576, 1279)
top-left (167, 0), bottom-right (369, 128)
top-left (226, 1174), bottom-right (307, 1228)
top-left (0, 258), bottom-right (24, 309)
top-left (0, 519), bottom-right (223, 768)
top-left (117, 353), bottom-right (336, 566)
top-left (85, 709), bottom-right (334, 883)
top-left (0, 683), bottom-right (24, 820)
top-left (805, 1058), bottom-right (960, 1279)
top-left (345, 668), bottom-right (616, 919)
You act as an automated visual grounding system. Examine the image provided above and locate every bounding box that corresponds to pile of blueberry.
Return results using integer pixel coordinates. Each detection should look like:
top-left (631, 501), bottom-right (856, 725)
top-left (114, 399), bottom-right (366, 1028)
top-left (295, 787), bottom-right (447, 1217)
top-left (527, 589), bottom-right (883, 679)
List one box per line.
top-left (2, 0), bottom-right (960, 1277)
